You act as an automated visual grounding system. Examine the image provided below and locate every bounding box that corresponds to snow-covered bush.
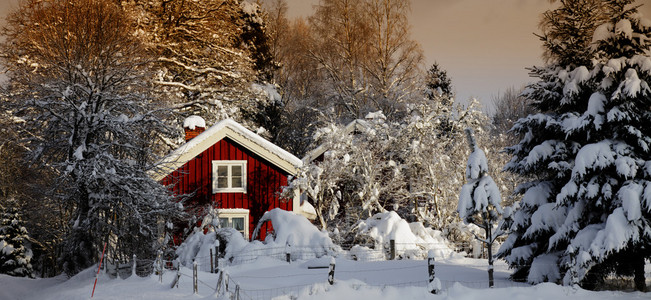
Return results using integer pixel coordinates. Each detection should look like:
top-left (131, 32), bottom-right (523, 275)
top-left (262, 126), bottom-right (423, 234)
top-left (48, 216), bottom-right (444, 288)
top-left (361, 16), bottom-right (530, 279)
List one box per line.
top-left (443, 222), bottom-right (482, 254)
top-left (349, 211), bottom-right (458, 260)
top-left (243, 209), bottom-right (339, 263)
top-left (175, 227), bottom-right (248, 271)
top-left (177, 208), bottom-right (340, 266)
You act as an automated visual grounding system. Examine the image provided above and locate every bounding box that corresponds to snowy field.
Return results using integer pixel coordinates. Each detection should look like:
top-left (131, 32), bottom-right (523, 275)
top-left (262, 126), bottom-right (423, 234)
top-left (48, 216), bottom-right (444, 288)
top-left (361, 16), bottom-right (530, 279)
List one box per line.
top-left (1, 256), bottom-right (648, 300)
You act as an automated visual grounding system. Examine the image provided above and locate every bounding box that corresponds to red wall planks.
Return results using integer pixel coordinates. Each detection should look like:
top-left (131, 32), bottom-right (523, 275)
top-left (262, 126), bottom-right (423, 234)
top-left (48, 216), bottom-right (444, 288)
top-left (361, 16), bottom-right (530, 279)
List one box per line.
top-left (164, 137), bottom-right (292, 241)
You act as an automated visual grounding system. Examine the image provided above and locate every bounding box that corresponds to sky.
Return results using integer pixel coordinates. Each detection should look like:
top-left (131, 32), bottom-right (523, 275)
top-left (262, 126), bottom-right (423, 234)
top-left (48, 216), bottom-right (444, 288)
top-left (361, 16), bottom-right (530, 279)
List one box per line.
top-left (1, 0), bottom-right (650, 112)
top-left (282, 0), bottom-right (651, 112)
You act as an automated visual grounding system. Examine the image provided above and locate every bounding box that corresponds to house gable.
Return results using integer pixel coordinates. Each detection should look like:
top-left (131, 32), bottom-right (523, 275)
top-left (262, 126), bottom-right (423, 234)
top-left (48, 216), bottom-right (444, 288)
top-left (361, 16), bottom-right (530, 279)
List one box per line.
top-left (154, 118), bottom-right (301, 182)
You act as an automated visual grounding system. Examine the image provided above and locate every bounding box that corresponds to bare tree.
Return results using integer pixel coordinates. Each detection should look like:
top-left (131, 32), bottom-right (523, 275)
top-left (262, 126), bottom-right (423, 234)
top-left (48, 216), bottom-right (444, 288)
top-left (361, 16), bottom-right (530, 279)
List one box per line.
top-left (306, 0), bottom-right (423, 120)
top-left (491, 86), bottom-right (535, 136)
top-left (308, 0), bottom-right (371, 120)
top-left (364, 0), bottom-right (424, 116)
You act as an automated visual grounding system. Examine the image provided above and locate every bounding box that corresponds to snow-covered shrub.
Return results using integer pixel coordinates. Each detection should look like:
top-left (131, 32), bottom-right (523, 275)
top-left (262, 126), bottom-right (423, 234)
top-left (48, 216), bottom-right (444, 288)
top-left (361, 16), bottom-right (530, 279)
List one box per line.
top-left (220, 209), bottom-right (340, 264)
top-left (349, 211), bottom-right (458, 259)
top-left (175, 227), bottom-right (247, 271)
top-left (288, 102), bottom-right (492, 238)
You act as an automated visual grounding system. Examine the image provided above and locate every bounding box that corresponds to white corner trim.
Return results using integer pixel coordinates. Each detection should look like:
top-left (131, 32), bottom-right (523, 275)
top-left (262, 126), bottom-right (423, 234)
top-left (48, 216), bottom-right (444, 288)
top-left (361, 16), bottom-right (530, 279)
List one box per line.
top-left (292, 189), bottom-right (300, 213)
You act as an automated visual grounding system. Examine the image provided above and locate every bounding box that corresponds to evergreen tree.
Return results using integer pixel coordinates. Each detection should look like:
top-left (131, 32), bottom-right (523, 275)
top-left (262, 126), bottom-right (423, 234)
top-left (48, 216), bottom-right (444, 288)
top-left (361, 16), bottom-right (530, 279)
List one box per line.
top-left (537, 0), bottom-right (609, 67)
top-left (0, 200), bottom-right (34, 278)
top-left (498, 0), bottom-right (651, 290)
top-left (425, 62), bottom-right (453, 101)
top-left (458, 128), bottom-right (503, 288)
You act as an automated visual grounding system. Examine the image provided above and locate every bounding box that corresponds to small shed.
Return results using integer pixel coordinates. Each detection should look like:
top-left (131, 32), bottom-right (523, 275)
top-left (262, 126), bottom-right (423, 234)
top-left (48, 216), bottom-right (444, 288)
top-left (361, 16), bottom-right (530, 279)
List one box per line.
top-left (154, 118), bottom-right (314, 242)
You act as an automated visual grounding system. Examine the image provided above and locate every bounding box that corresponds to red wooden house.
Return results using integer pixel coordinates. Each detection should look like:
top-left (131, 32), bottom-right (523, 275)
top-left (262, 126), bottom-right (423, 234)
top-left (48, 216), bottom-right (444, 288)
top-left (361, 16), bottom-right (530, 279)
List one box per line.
top-left (153, 118), bottom-right (314, 241)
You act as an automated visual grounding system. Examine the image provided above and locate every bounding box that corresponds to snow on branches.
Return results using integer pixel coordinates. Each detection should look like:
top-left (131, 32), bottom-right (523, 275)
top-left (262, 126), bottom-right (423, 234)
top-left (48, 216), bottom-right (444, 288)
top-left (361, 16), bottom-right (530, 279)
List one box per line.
top-left (499, 2), bottom-right (651, 289)
top-left (458, 128), bottom-right (503, 288)
top-left (458, 128), bottom-right (503, 224)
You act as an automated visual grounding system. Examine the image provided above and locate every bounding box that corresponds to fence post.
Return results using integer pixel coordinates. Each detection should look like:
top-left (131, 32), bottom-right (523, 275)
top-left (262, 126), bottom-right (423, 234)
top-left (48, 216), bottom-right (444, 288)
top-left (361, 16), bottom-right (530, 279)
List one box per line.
top-left (210, 248), bottom-right (214, 274)
top-left (170, 260), bottom-right (181, 289)
top-left (328, 257), bottom-right (336, 285)
top-left (157, 250), bottom-right (163, 283)
top-left (427, 250), bottom-right (440, 294)
top-left (132, 254), bottom-right (137, 277)
top-left (234, 284), bottom-right (241, 300)
top-left (215, 271), bottom-right (223, 295)
top-left (390, 239), bottom-right (396, 260)
top-left (286, 234), bottom-right (294, 263)
top-left (193, 261), bottom-right (198, 294)
top-left (224, 271), bottom-right (230, 292)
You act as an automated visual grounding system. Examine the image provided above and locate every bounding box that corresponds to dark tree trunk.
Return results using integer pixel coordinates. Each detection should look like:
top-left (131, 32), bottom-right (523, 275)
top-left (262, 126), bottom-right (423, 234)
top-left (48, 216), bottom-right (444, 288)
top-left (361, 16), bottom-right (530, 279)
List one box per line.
top-left (633, 255), bottom-right (646, 292)
top-left (487, 223), bottom-right (494, 288)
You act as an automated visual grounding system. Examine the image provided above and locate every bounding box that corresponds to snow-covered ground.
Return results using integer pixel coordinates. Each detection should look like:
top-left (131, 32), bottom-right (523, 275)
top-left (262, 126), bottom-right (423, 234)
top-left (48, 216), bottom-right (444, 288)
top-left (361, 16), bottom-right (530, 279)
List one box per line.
top-left (2, 210), bottom-right (647, 300)
top-left (1, 256), bottom-right (648, 300)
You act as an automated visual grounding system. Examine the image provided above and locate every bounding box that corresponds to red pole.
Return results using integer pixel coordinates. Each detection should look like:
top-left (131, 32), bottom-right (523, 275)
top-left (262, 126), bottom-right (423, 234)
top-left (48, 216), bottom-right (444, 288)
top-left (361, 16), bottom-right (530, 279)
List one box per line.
top-left (91, 242), bottom-right (108, 298)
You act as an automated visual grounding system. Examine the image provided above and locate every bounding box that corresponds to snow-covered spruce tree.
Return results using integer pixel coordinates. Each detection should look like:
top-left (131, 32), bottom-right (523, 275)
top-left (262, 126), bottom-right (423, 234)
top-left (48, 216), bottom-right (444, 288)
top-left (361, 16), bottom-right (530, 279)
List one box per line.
top-left (0, 200), bottom-right (34, 278)
top-left (1, 0), bottom-right (181, 276)
top-left (458, 128), bottom-right (503, 288)
top-left (425, 62), bottom-right (453, 101)
top-left (499, 0), bottom-right (651, 290)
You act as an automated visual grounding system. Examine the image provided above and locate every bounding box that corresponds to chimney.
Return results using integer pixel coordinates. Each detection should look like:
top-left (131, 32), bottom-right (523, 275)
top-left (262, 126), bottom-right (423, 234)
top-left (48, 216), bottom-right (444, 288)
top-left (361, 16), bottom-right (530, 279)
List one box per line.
top-left (183, 115), bottom-right (206, 142)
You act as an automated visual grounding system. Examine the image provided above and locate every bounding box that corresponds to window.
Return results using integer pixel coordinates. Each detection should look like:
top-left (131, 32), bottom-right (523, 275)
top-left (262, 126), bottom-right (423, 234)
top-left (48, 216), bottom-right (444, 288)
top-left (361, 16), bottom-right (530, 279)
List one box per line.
top-left (218, 209), bottom-right (249, 240)
top-left (212, 160), bottom-right (247, 193)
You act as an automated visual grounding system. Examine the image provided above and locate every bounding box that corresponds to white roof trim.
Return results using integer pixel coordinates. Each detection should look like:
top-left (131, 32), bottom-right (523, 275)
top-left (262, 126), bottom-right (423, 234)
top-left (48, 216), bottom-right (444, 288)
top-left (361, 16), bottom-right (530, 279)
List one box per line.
top-left (153, 119), bottom-right (302, 181)
top-left (302, 119), bottom-right (370, 162)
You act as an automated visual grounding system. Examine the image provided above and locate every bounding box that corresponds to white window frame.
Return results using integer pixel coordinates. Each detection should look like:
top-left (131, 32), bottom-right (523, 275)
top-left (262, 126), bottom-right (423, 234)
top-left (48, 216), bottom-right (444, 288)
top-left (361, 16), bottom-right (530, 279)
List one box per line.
top-left (212, 160), bottom-right (247, 193)
top-left (218, 209), bottom-right (249, 240)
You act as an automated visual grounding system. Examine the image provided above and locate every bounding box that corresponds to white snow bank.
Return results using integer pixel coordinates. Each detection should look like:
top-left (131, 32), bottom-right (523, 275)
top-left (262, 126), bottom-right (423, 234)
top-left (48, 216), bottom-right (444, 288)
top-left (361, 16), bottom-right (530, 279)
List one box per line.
top-left (354, 211), bottom-right (459, 259)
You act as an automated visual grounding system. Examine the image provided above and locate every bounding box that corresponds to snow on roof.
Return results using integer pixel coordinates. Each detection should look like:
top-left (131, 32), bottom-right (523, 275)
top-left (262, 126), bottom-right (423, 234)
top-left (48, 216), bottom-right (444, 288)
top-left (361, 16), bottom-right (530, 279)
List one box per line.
top-left (153, 118), bottom-right (302, 181)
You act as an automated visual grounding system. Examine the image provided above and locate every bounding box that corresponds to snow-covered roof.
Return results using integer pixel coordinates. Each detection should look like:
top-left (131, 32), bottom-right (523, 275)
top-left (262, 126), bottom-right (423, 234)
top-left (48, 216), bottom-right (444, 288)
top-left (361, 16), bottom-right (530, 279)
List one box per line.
top-left (153, 119), bottom-right (302, 181)
top-left (302, 119), bottom-right (370, 162)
